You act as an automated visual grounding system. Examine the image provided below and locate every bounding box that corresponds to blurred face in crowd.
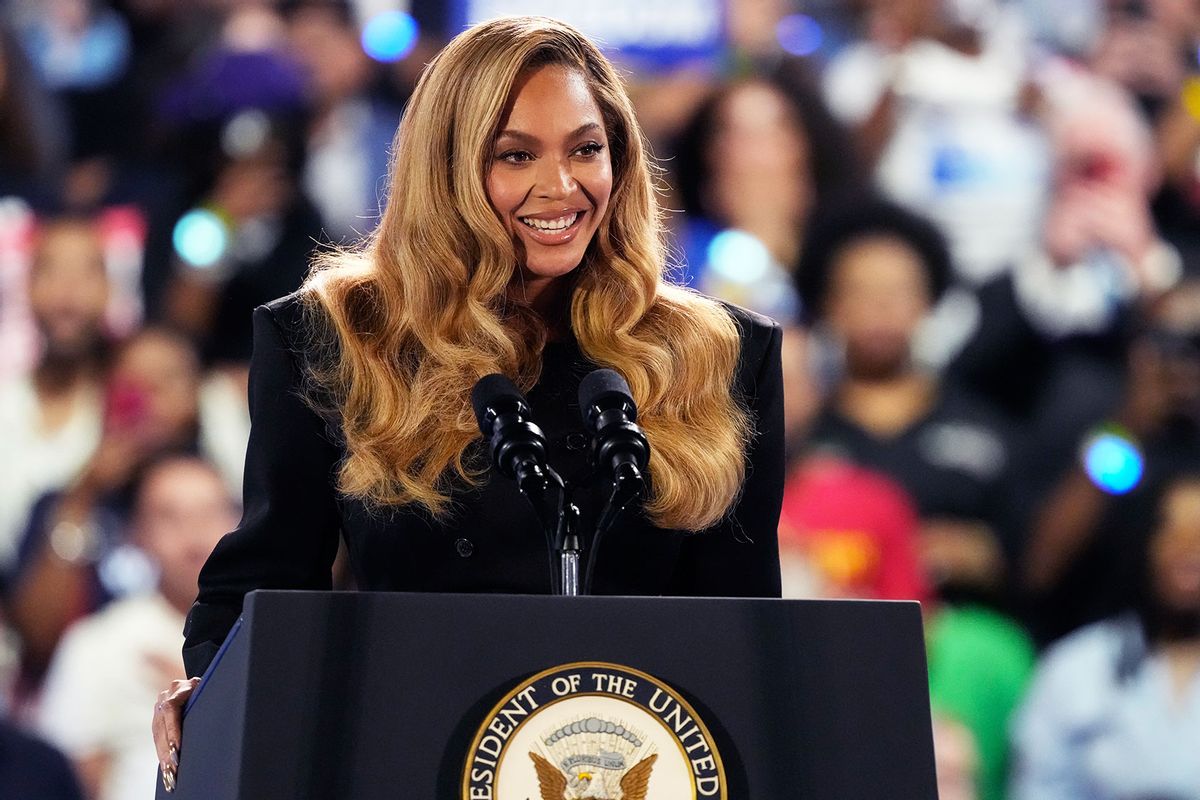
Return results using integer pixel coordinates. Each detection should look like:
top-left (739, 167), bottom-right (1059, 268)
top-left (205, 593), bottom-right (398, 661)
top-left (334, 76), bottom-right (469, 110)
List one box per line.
top-left (288, 6), bottom-right (372, 104)
top-left (725, 0), bottom-right (790, 52)
top-left (1145, 0), bottom-right (1200, 32)
top-left (29, 220), bottom-right (110, 360)
top-left (47, 0), bottom-right (91, 32)
top-left (107, 330), bottom-right (201, 447)
top-left (705, 81), bottom-right (812, 232)
top-left (1144, 280), bottom-right (1200, 421)
top-left (825, 235), bottom-right (932, 380)
top-left (134, 458), bottom-right (237, 613)
top-left (859, 0), bottom-right (941, 47)
top-left (1150, 480), bottom-right (1200, 616)
top-left (487, 65), bottom-right (612, 294)
top-left (212, 133), bottom-right (293, 222)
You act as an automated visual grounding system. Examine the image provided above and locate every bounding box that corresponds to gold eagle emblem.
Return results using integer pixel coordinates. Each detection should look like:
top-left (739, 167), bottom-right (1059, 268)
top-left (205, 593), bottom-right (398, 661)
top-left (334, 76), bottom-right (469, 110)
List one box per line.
top-left (530, 751), bottom-right (657, 800)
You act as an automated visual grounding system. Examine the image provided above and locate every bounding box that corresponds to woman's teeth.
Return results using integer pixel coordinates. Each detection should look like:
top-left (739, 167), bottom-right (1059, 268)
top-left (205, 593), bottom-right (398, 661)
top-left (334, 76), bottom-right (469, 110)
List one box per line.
top-left (520, 212), bottom-right (579, 231)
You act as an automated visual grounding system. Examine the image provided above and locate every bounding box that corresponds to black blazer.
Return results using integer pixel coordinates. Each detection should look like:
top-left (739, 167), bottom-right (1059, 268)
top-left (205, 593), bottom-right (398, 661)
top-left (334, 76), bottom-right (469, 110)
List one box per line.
top-left (183, 293), bottom-right (785, 677)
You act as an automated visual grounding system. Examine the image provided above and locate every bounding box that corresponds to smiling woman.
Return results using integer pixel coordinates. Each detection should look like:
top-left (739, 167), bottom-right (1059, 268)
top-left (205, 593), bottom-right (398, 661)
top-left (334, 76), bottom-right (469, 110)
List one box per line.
top-left (151, 15), bottom-right (785, 793)
top-left (487, 65), bottom-right (613, 310)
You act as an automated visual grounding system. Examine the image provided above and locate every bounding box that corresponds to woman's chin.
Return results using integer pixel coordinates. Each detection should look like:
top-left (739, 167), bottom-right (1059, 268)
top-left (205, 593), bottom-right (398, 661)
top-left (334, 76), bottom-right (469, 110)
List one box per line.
top-left (519, 251), bottom-right (586, 283)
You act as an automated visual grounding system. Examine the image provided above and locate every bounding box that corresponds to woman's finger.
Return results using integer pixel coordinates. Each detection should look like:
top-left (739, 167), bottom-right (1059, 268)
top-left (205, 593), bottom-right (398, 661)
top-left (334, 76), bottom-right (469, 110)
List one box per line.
top-left (152, 678), bottom-right (200, 793)
top-left (161, 678), bottom-right (199, 749)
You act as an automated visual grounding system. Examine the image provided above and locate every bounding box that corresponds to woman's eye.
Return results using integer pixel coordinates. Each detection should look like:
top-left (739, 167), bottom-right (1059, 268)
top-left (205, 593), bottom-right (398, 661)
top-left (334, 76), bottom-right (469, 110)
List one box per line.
top-left (498, 150), bottom-right (533, 164)
top-left (575, 143), bottom-right (605, 158)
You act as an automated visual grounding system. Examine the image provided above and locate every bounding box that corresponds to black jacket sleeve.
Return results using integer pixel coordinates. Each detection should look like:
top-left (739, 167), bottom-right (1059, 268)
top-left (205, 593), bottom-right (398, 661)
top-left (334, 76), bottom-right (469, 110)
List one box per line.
top-left (668, 313), bottom-right (784, 598)
top-left (182, 302), bottom-right (342, 677)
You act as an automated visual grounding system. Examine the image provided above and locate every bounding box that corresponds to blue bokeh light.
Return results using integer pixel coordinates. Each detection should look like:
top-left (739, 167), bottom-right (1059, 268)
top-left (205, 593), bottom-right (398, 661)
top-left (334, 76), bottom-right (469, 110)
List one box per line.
top-left (1083, 433), bottom-right (1144, 495)
top-left (172, 209), bottom-right (228, 268)
top-left (776, 14), bottom-right (824, 57)
top-left (707, 229), bottom-right (772, 284)
top-left (362, 11), bottom-right (419, 63)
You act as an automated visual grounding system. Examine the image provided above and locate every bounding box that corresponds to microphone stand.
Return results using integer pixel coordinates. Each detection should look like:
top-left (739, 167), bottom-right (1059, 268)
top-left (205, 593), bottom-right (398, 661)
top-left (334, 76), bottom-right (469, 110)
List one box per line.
top-left (516, 464), bottom-right (583, 596)
top-left (557, 499), bottom-right (582, 597)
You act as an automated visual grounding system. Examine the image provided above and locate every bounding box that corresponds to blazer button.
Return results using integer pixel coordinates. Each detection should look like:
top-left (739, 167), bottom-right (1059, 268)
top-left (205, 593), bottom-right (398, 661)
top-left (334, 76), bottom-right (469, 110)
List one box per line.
top-left (566, 432), bottom-right (588, 451)
top-left (455, 538), bottom-right (474, 558)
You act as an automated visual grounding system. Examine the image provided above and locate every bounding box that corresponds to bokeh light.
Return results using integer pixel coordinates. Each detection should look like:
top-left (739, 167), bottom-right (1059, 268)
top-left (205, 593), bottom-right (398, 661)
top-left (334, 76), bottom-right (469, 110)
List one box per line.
top-left (776, 14), bottom-right (823, 57)
top-left (1082, 432), bottom-right (1144, 495)
top-left (361, 11), bottom-right (419, 63)
top-left (172, 209), bottom-right (229, 269)
top-left (707, 229), bottom-right (772, 284)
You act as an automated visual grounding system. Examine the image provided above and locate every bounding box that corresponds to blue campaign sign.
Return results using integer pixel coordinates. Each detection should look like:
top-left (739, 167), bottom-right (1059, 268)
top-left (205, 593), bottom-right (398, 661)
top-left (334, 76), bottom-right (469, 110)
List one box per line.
top-left (450, 0), bottom-right (725, 68)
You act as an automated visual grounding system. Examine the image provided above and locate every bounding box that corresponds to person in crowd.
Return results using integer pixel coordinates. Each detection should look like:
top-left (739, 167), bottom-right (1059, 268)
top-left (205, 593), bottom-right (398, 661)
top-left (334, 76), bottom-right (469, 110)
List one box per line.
top-left (796, 196), bottom-right (1021, 603)
top-left (160, 109), bottom-right (323, 365)
top-left (1084, 0), bottom-right (1200, 273)
top-left (38, 455), bottom-right (236, 800)
top-left (284, 0), bottom-right (400, 241)
top-left (0, 717), bottom-right (84, 800)
top-left (671, 73), bottom-right (860, 322)
top-left (1154, 65), bottom-right (1200, 267)
top-left (824, 0), bottom-right (1047, 289)
top-left (779, 453), bottom-right (1033, 800)
top-left (151, 3), bottom-right (322, 364)
top-left (9, 0), bottom-right (157, 216)
top-left (0, 217), bottom-right (109, 577)
top-left (778, 456), bottom-right (929, 602)
top-left (925, 592), bottom-right (1035, 800)
top-left (932, 713), bottom-right (981, 800)
top-left (1012, 471), bottom-right (1200, 799)
top-left (1022, 277), bottom-right (1200, 643)
top-left (670, 74), bottom-right (858, 449)
top-left (1090, 0), bottom-right (1199, 122)
top-left (152, 16), bottom-right (785, 791)
top-left (6, 326), bottom-right (202, 691)
top-left (0, 26), bottom-right (69, 204)
top-left (949, 59), bottom-right (1179, 420)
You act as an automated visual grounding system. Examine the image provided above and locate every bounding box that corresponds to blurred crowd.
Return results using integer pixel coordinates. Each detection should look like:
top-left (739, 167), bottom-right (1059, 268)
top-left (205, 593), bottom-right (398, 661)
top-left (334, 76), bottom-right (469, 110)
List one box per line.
top-left (1, 0), bottom-right (1199, 798)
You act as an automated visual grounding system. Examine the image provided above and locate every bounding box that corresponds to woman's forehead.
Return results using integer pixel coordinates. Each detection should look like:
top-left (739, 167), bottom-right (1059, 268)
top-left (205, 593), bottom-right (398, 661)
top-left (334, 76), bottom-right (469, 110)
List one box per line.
top-left (496, 65), bottom-right (604, 139)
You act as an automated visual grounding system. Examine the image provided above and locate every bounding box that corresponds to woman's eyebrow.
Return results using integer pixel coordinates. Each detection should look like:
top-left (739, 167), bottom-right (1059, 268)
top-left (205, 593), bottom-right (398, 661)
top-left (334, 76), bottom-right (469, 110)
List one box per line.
top-left (495, 122), bottom-right (604, 144)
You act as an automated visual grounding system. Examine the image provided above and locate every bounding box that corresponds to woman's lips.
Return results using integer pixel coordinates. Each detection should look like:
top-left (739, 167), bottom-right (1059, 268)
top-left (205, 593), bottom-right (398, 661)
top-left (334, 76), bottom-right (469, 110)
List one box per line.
top-left (516, 210), bottom-right (586, 245)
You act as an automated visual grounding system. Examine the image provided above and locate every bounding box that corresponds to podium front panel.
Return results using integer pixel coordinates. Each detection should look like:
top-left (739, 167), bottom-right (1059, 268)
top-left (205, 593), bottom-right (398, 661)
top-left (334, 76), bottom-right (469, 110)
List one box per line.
top-left (165, 592), bottom-right (936, 799)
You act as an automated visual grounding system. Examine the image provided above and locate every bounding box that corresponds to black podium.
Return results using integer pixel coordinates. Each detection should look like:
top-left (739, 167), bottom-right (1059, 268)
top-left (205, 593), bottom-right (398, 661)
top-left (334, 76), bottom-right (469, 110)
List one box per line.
top-left (159, 591), bottom-right (936, 799)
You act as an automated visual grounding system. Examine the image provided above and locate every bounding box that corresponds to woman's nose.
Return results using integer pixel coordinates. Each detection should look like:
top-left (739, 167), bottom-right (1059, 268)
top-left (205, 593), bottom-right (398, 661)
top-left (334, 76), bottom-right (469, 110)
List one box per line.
top-left (534, 156), bottom-right (575, 199)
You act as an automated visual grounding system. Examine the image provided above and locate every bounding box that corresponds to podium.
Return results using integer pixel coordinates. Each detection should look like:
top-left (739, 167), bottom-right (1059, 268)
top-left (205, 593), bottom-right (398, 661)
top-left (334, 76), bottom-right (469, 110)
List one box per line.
top-left (159, 591), bottom-right (936, 799)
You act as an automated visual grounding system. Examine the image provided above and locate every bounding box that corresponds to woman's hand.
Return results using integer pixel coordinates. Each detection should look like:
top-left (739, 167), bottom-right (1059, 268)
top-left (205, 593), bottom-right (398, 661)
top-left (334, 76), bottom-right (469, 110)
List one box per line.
top-left (152, 677), bottom-right (201, 792)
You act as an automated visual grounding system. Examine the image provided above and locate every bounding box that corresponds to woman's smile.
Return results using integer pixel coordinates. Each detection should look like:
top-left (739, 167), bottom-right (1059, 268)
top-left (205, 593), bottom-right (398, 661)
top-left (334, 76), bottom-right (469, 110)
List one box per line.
top-left (517, 208), bottom-right (587, 243)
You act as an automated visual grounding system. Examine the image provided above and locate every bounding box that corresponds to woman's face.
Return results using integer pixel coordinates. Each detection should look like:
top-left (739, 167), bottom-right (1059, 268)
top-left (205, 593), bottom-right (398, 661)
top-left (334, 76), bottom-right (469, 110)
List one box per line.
top-left (707, 81), bottom-right (812, 228)
top-left (487, 64), bottom-right (612, 297)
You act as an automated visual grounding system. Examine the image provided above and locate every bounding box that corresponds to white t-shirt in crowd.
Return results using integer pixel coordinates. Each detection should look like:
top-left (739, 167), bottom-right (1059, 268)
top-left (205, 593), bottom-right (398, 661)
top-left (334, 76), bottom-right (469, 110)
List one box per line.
top-left (0, 376), bottom-right (102, 571)
top-left (37, 592), bottom-right (186, 800)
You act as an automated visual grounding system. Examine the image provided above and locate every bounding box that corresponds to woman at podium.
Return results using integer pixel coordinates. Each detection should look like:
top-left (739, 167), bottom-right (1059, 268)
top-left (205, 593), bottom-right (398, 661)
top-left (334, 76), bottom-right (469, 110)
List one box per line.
top-left (152, 15), bottom-right (783, 790)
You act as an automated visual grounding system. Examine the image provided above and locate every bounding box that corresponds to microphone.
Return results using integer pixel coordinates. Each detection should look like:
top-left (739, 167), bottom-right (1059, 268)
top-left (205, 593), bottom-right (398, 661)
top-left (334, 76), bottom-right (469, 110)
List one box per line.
top-left (471, 374), bottom-right (549, 497)
top-left (578, 369), bottom-right (649, 492)
top-left (578, 369), bottom-right (650, 593)
top-left (471, 374), bottom-right (578, 594)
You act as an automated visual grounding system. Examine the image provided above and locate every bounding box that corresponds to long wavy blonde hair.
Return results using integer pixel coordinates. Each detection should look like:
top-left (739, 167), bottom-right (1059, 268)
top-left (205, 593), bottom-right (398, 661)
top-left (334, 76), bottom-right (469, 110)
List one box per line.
top-left (302, 16), bottom-right (751, 530)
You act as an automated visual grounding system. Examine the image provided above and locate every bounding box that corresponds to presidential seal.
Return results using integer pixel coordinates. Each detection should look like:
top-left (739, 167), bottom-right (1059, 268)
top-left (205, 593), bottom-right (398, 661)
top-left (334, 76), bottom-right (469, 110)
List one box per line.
top-left (462, 662), bottom-right (726, 799)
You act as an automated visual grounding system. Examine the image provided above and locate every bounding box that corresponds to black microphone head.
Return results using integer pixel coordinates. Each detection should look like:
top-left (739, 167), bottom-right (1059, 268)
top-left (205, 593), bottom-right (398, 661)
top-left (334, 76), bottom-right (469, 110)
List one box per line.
top-left (578, 368), bottom-right (636, 424)
top-left (471, 373), bottom-right (525, 435)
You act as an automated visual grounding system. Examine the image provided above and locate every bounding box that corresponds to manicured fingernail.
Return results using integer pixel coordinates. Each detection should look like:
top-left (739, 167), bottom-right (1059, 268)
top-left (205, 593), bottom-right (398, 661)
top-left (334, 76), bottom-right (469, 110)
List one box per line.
top-left (169, 746), bottom-right (179, 768)
top-left (162, 766), bottom-right (176, 793)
